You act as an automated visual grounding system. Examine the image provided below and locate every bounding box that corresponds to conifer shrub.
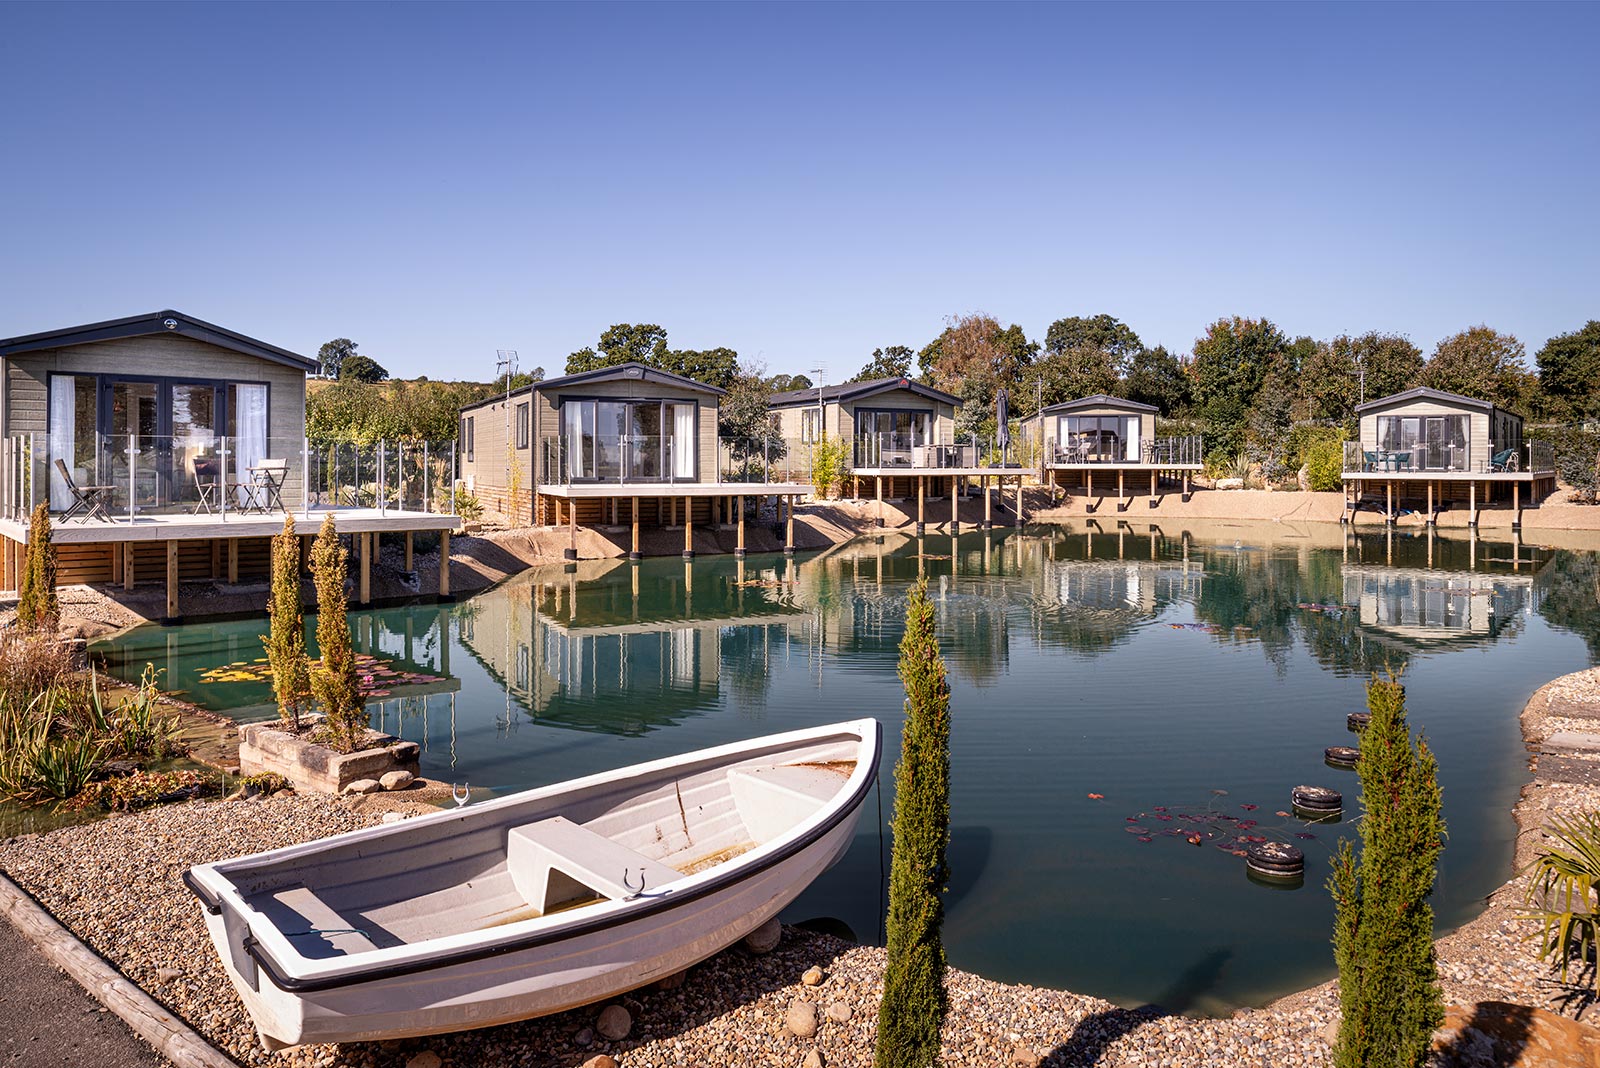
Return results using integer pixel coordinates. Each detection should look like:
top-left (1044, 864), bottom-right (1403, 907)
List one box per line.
top-left (308, 515), bottom-right (367, 752)
top-left (1328, 674), bottom-right (1445, 1068)
top-left (262, 516), bottom-right (311, 730)
top-left (874, 579), bottom-right (951, 1068)
top-left (15, 502), bottom-right (58, 634)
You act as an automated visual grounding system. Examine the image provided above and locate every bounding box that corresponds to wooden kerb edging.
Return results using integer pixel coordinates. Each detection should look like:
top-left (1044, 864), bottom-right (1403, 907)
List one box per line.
top-left (0, 872), bottom-right (241, 1068)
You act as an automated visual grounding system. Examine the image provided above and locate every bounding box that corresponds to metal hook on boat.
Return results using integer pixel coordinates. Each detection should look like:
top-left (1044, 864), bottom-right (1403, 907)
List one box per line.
top-left (452, 782), bottom-right (470, 807)
top-left (622, 868), bottom-right (647, 900)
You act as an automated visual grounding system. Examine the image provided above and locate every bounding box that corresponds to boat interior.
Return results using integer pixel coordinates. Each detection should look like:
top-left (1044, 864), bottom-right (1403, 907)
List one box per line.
top-left (224, 735), bottom-right (861, 962)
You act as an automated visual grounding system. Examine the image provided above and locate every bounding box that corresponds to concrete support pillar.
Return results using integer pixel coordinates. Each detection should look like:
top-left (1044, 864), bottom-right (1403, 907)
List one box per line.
top-left (439, 531), bottom-right (451, 597)
top-left (165, 541), bottom-right (179, 621)
top-left (683, 496), bottom-right (694, 558)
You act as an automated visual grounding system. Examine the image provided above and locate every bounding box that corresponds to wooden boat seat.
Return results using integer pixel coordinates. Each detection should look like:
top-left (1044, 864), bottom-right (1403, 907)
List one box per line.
top-left (507, 816), bottom-right (680, 914)
top-left (727, 764), bottom-right (842, 844)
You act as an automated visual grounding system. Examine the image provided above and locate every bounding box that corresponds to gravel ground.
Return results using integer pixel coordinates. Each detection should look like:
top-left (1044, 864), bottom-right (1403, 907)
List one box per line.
top-left (2, 671), bottom-right (1598, 1067)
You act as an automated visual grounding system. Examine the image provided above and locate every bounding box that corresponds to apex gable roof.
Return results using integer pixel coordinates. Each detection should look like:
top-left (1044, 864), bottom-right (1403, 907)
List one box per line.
top-left (0, 310), bottom-right (318, 372)
top-left (535, 361), bottom-right (726, 395)
top-left (1040, 394), bottom-right (1159, 416)
top-left (1354, 386), bottom-right (1500, 414)
top-left (768, 376), bottom-right (960, 408)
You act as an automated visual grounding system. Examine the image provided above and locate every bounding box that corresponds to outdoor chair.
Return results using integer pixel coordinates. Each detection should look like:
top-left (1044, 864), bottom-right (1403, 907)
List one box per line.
top-left (1490, 448), bottom-right (1519, 472)
top-left (53, 459), bottom-right (115, 523)
top-left (192, 456), bottom-right (223, 514)
top-left (251, 459), bottom-right (289, 512)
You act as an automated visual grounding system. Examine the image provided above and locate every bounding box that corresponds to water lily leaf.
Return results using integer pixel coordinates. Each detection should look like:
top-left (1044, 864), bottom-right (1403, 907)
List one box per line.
top-left (1087, 793), bottom-right (1104, 800)
top-left (1240, 803), bottom-right (1258, 811)
top-left (1294, 832), bottom-right (1317, 840)
top-left (1137, 836), bottom-right (1154, 843)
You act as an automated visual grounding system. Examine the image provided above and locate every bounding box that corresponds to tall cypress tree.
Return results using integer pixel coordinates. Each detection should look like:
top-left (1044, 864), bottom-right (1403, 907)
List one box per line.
top-left (1329, 675), bottom-right (1445, 1068)
top-left (874, 579), bottom-right (951, 1068)
top-left (308, 515), bottom-right (366, 751)
top-left (15, 503), bottom-right (58, 634)
top-left (262, 516), bottom-right (310, 730)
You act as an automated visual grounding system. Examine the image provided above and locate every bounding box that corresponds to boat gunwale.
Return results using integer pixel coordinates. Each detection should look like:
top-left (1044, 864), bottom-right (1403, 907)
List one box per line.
top-left (189, 718), bottom-right (881, 994)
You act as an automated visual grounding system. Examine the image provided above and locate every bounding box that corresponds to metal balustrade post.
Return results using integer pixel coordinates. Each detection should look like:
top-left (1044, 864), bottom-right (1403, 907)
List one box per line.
top-left (378, 441), bottom-right (387, 515)
top-left (127, 432), bottom-right (136, 524)
top-left (449, 441), bottom-right (457, 515)
top-left (220, 437), bottom-right (229, 521)
top-left (423, 442), bottom-right (431, 513)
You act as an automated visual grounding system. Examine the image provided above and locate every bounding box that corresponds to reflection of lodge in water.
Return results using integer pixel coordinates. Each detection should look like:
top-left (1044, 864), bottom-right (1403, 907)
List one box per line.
top-left (1340, 529), bottom-right (1544, 651)
top-left (456, 559), bottom-right (808, 735)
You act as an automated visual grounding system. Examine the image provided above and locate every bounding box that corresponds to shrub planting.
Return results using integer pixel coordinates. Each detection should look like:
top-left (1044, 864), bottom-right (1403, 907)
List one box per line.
top-left (308, 515), bottom-right (368, 752)
top-left (15, 502), bottom-right (58, 634)
top-left (262, 516), bottom-right (311, 729)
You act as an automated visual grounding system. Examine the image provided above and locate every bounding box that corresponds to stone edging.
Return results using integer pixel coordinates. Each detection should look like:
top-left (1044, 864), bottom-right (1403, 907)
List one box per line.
top-left (0, 871), bottom-right (241, 1068)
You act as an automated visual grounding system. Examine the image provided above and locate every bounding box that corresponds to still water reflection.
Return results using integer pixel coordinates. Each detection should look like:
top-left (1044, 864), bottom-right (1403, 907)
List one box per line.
top-left (92, 521), bottom-right (1600, 1014)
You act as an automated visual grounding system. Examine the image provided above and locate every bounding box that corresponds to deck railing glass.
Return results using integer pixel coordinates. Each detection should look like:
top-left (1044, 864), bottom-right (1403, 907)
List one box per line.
top-left (4, 433), bottom-right (458, 524)
top-left (1342, 440), bottom-right (1555, 475)
top-left (1047, 434), bottom-right (1203, 465)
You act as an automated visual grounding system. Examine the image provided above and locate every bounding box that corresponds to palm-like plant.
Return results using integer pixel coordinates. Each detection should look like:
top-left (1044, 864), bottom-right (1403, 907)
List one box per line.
top-left (1523, 812), bottom-right (1600, 994)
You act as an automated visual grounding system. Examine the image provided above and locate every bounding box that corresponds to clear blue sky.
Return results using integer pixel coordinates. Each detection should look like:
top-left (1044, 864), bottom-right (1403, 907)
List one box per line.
top-left (2, 2), bottom-right (1595, 382)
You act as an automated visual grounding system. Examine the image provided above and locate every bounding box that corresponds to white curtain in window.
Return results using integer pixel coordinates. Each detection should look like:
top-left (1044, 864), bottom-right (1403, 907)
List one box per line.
top-left (1125, 416), bottom-right (1141, 463)
top-left (233, 384), bottom-right (268, 505)
top-left (48, 376), bottom-right (75, 510)
top-left (672, 404), bottom-right (695, 479)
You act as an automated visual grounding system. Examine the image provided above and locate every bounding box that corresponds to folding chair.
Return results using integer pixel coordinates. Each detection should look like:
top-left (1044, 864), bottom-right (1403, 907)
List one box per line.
top-left (253, 459), bottom-right (289, 512)
top-left (53, 459), bottom-right (115, 523)
top-left (192, 457), bottom-right (223, 514)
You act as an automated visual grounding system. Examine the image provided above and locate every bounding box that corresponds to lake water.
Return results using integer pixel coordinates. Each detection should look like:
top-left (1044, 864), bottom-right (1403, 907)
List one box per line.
top-left (91, 520), bottom-right (1600, 1014)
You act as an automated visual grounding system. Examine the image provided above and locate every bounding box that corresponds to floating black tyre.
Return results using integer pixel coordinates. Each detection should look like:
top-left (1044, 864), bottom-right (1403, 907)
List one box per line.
top-left (1291, 784), bottom-right (1343, 818)
top-left (1347, 712), bottom-right (1371, 733)
top-left (1245, 840), bottom-right (1306, 881)
top-left (1325, 745), bottom-right (1360, 769)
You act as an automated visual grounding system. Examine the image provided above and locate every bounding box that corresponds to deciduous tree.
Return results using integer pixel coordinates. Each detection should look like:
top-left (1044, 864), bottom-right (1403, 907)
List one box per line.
top-left (565, 324), bottom-right (738, 389)
top-left (851, 346), bottom-right (915, 383)
top-left (1419, 326), bottom-right (1531, 410)
top-left (1122, 345), bottom-right (1192, 414)
top-left (317, 338), bottom-right (358, 380)
top-left (1191, 317), bottom-right (1288, 460)
top-left (1536, 321), bottom-right (1600, 420)
top-left (338, 354), bottom-right (389, 383)
top-left (1043, 314), bottom-right (1143, 375)
top-left (1300, 333), bottom-right (1424, 425)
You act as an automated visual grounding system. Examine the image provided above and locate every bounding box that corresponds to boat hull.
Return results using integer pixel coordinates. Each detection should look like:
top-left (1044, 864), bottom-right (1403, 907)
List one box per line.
top-left (194, 720), bottom-right (879, 1049)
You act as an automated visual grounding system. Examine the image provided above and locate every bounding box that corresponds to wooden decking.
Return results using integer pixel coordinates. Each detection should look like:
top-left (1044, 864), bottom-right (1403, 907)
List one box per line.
top-left (1340, 470), bottom-right (1560, 528)
top-left (534, 483), bottom-right (809, 559)
top-left (0, 507), bottom-right (460, 619)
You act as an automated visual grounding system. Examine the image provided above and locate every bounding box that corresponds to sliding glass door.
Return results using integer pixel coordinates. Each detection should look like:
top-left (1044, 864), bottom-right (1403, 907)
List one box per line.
top-left (558, 399), bottom-right (697, 482)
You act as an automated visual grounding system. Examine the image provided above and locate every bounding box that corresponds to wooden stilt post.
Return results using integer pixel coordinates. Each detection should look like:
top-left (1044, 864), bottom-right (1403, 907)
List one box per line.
top-left (1014, 474), bottom-right (1023, 526)
top-left (404, 530), bottom-right (414, 571)
top-left (950, 475), bottom-right (959, 532)
top-left (1087, 469), bottom-right (1093, 504)
top-left (671, 496), bottom-right (678, 526)
top-left (1385, 481), bottom-right (1394, 524)
top-left (735, 494), bottom-right (745, 557)
top-left (123, 539), bottom-right (135, 591)
top-left (439, 530), bottom-right (451, 597)
top-left (1426, 481), bottom-right (1434, 525)
top-left (917, 475), bottom-right (925, 533)
top-left (630, 497), bottom-right (640, 560)
top-left (227, 538), bottom-right (239, 584)
top-left (359, 533), bottom-right (371, 604)
top-left (784, 494), bottom-right (795, 554)
top-left (566, 497), bottom-right (577, 560)
top-left (984, 475), bottom-right (992, 527)
top-left (209, 539), bottom-right (221, 579)
top-left (1150, 470), bottom-right (1157, 498)
top-left (876, 476), bottom-right (884, 527)
top-left (1117, 469), bottom-right (1125, 510)
top-left (1513, 480), bottom-right (1521, 529)
top-left (1183, 470), bottom-right (1190, 499)
top-left (165, 541), bottom-right (179, 621)
top-left (683, 496), bottom-right (693, 558)
top-left (1469, 480), bottom-right (1477, 527)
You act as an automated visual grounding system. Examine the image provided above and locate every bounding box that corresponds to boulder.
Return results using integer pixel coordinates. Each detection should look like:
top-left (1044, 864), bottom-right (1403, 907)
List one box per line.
top-left (573, 1026), bottom-right (595, 1048)
top-left (786, 1000), bottom-right (818, 1039)
top-left (1011, 1047), bottom-right (1042, 1068)
top-left (380, 769), bottom-right (416, 791)
top-left (1216, 477), bottom-right (1245, 491)
top-left (802, 1051), bottom-right (825, 1068)
top-left (404, 1053), bottom-right (441, 1068)
top-left (801, 965), bottom-right (824, 986)
top-left (582, 1057), bottom-right (618, 1068)
top-left (1432, 1002), bottom-right (1600, 1068)
top-left (343, 778), bottom-right (381, 795)
top-left (596, 1003), bottom-right (632, 1041)
top-left (825, 1001), bottom-right (852, 1024)
top-left (744, 917), bottom-right (782, 954)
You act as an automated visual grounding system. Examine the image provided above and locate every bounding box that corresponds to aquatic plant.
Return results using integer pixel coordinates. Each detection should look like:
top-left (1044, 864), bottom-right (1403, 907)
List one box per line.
top-left (1328, 673), bottom-right (1444, 1068)
top-left (874, 579), bottom-right (951, 1068)
top-left (1522, 810), bottom-right (1600, 995)
top-left (308, 515), bottom-right (368, 752)
top-left (262, 515), bottom-right (311, 729)
top-left (15, 502), bottom-right (58, 634)
top-left (72, 768), bottom-right (218, 812)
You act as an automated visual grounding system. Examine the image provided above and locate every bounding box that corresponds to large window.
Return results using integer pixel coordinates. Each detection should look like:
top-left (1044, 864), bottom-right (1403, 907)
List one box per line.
top-left (1057, 415), bottom-right (1137, 462)
top-left (515, 402), bottom-right (530, 450)
top-left (800, 408), bottom-right (820, 444)
top-left (462, 416), bottom-right (475, 461)
top-left (855, 408), bottom-right (931, 466)
top-left (560, 398), bottom-right (695, 482)
top-left (1376, 415), bottom-right (1467, 471)
top-left (47, 373), bottom-right (266, 514)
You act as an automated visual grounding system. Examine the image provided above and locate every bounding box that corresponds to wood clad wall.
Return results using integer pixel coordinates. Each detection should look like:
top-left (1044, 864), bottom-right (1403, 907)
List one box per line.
top-left (1357, 400), bottom-right (1491, 457)
top-left (5, 336), bottom-right (309, 504)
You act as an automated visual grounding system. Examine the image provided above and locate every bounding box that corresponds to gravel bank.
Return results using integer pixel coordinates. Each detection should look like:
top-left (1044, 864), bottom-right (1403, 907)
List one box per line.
top-left (2, 671), bottom-right (1598, 1067)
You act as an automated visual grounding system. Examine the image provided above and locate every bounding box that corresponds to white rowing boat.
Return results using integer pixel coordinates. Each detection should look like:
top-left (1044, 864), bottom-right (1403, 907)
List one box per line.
top-left (186, 719), bottom-right (881, 1049)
